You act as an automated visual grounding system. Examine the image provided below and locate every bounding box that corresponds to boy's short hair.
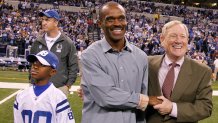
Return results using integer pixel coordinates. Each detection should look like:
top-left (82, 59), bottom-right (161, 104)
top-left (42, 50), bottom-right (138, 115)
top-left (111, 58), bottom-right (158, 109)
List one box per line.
top-left (27, 50), bottom-right (59, 69)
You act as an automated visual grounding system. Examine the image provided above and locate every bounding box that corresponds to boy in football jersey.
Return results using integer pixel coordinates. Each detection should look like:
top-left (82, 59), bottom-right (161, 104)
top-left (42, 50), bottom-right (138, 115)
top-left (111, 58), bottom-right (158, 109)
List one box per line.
top-left (13, 50), bottom-right (75, 123)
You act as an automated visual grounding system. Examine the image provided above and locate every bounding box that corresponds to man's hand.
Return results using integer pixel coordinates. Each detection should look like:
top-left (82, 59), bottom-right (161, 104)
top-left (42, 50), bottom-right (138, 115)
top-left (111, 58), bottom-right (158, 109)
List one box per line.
top-left (66, 85), bottom-right (71, 89)
top-left (148, 96), bottom-right (163, 106)
top-left (153, 96), bottom-right (173, 115)
top-left (137, 94), bottom-right (149, 111)
top-left (77, 87), bottom-right (84, 100)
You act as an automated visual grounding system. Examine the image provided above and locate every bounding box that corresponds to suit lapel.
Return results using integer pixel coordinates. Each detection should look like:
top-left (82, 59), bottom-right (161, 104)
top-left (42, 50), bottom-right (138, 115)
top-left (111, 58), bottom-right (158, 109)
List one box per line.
top-left (148, 55), bottom-right (163, 96)
top-left (171, 57), bottom-right (192, 101)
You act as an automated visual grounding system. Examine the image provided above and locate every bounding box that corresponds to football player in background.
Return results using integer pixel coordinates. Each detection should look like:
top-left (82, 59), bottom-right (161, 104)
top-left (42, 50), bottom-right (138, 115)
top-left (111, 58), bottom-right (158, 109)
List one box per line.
top-left (13, 50), bottom-right (75, 123)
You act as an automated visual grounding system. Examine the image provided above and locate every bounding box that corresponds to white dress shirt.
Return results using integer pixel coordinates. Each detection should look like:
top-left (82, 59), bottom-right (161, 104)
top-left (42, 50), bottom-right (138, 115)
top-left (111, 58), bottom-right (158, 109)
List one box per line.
top-left (158, 55), bottom-right (184, 117)
top-left (214, 59), bottom-right (218, 68)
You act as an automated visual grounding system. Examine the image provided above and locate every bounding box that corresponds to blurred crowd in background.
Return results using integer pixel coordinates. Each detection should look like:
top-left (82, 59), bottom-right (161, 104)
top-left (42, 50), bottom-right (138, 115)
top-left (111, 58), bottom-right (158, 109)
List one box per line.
top-left (0, 0), bottom-right (218, 73)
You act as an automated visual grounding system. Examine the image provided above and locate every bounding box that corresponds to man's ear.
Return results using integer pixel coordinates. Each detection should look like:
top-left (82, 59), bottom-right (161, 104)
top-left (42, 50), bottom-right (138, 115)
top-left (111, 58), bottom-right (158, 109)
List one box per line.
top-left (54, 19), bottom-right (59, 27)
top-left (97, 20), bottom-right (102, 28)
top-left (160, 33), bottom-right (165, 46)
top-left (160, 33), bottom-right (164, 42)
top-left (50, 69), bottom-right (57, 76)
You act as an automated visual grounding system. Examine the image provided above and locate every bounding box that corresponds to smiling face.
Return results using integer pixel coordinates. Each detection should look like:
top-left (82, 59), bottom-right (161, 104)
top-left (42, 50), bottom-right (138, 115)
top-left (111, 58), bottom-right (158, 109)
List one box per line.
top-left (98, 3), bottom-right (127, 43)
top-left (161, 22), bottom-right (189, 61)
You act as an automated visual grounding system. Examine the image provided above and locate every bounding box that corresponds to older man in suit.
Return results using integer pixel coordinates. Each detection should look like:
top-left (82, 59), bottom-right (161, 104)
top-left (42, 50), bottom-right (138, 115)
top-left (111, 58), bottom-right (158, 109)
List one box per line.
top-left (146, 20), bottom-right (213, 123)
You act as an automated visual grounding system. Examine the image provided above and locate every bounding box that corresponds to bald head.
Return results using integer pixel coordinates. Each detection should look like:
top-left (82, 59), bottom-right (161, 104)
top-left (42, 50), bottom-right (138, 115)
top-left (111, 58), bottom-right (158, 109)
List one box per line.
top-left (99, 1), bottom-right (126, 21)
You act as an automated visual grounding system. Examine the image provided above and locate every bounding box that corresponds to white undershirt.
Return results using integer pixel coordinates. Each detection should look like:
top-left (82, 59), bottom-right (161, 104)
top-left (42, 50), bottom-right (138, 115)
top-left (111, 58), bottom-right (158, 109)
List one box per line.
top-left (45, 31), bottom-right (61, 51)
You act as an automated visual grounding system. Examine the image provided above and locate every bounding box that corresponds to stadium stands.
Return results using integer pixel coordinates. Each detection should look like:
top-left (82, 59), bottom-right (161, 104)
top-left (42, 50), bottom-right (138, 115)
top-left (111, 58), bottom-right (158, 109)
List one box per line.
top-left (0, 0), bottom-right (217, 72)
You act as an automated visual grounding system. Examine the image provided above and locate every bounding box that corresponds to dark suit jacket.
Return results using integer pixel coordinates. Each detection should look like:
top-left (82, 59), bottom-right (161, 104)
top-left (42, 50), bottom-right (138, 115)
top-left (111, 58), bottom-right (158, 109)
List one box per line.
top-left (146, 55), bottom-right (213, 123)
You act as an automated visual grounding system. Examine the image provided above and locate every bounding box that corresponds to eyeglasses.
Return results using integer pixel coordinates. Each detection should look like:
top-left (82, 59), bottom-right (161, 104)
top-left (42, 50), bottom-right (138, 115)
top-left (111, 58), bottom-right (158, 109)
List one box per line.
top-left (168, 34), bottom-right (187, 40)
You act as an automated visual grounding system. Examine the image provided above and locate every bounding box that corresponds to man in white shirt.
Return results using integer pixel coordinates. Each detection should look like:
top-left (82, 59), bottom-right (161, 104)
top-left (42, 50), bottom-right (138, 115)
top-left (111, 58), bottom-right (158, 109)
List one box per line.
top-left (30, 9), bottom-right (78, 96)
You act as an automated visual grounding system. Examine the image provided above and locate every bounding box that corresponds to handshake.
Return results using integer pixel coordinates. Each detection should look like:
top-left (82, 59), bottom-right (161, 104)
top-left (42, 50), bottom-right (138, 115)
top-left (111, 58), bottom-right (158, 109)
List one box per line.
top-left (137, 95), bottom-right (163, 111)
top-left (148, 96), bottom-right (163, 106)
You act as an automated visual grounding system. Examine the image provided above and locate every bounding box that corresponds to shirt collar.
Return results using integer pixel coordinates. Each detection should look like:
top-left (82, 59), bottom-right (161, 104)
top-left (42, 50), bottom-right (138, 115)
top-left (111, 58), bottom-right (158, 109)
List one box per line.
top-left (101, 37), bottom-right (133, 53)
top-left (163, 54), bottom-right (184, 67)
top-left (45, 31), bottom-right (61, 42)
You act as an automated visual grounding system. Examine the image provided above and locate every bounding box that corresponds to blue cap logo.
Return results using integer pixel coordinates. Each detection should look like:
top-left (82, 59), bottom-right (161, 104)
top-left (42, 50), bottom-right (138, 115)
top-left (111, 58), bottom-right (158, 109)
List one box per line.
top-left (27, 50), bottom-right (59, 69)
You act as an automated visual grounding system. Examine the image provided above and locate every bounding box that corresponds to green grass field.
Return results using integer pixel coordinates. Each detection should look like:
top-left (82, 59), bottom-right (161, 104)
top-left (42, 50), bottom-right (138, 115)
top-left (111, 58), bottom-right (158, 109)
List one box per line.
top-left (0, 70), bottom-right (217, 123)
top-left (0, 71), bottom-right (29, 83)
top-left (0, 70), bottom-right (81, 85)
top-left (0, 89), bottom-right (18, 100)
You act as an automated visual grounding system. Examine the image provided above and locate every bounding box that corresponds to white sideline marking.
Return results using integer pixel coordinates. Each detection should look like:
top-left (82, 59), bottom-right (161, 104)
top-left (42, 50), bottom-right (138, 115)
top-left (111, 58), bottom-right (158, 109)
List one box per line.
top-left (213, 91), bottom-right (218, 96)
top-left (0, 82), bottom-right (80, 105)
top-left (0, 90), bottom-right (22, 105)
top-left (0, 82), bottom-right (217, 105)
top-left (0, 82), bottom-right (80, 91)
top-left (69, 86), bottom-right (80, 92)
top-left (0, 82), bottom-right (29, 89)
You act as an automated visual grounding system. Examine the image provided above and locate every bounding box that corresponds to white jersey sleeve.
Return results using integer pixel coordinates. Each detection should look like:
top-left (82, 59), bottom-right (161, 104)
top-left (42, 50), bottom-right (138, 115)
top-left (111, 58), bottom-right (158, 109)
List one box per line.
top-left (13, 91), bottom-right (23, 123)
top-left (56, 97), bottom-right (75, 123)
